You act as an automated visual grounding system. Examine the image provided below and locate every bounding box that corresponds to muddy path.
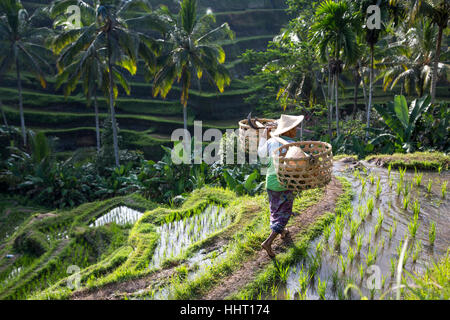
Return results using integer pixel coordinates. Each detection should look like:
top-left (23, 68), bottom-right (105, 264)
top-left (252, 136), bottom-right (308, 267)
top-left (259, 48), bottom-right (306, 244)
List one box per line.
top-left (202, 177), bottom-right (343, 300)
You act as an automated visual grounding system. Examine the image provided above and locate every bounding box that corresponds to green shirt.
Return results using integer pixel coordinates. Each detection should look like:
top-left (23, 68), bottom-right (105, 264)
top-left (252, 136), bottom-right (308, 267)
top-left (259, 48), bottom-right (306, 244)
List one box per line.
top-left (264, 136), bottom-right (295, 191)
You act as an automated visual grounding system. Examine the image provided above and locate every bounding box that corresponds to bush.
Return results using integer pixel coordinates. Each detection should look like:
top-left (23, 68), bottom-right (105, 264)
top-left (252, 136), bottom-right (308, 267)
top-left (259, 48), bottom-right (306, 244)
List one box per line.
top-left (13, 230), bottom-right (49, 257)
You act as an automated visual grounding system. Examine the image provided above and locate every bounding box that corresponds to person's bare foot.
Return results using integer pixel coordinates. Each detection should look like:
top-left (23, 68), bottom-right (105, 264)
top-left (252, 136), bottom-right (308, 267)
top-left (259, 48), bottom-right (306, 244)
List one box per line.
top-left (261, 242), bottom-right (275, 258)
top-left (280, 229), bottom-right (289, 240)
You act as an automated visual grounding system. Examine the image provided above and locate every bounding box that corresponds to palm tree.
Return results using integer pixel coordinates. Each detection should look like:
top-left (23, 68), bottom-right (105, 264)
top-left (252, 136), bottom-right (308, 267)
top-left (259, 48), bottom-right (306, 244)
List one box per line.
top-left (51, 2), bottom-right (109, 154)
top-left (378, 18), bottom-right (449, 98)
top-left (355, 0), bottom-right (394, 140)
top-left (152, 0), bottom-right (234, 143)
top-left (396, 0), bottom-right (450, 103)
top-left (0, 0), bottom-right (52, 146)
top-left (310, 0), bottom-right (358, 137)
top-left (50, 0), bottom-right (159, 166)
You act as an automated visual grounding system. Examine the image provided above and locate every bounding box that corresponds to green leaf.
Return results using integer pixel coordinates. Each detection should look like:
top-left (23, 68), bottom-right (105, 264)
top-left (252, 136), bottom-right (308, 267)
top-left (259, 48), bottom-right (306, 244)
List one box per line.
top-left (394, 95), bottom-right (409, 129)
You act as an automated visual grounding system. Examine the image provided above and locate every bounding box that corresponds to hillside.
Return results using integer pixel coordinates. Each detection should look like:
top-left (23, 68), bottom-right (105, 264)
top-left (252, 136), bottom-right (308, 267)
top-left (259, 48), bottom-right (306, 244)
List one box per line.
top-left (0, 0), bottom-right (291, 160)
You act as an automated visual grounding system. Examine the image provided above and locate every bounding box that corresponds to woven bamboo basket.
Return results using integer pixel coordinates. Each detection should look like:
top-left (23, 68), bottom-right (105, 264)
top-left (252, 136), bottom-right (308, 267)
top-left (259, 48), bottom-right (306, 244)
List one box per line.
top-left (238, 118), bottom-right (276, 153)
top-left (273, 141), bottom-right (333, 192)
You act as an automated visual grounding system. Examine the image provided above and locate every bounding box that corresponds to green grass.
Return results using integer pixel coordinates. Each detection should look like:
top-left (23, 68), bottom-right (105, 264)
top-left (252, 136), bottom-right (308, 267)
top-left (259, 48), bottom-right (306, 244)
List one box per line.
top-left (0, 193), bottom-right (158, 300)
top-left (25, 187), bottom-right (237, 300)
top-left (366, 152), bottom-right (450, 171)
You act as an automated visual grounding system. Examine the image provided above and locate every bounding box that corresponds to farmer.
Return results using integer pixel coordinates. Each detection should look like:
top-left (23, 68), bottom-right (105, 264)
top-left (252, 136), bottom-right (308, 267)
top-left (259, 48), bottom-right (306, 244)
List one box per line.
top-left (258, 114), bottom-right (304, 258)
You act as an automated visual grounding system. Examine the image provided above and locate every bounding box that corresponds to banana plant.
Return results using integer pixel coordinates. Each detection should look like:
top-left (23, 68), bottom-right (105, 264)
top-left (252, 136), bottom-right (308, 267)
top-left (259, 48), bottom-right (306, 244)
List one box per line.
top-left (372, 95), bottom-right (431, 153)
top-left (222, 169), bottom-right (264, 196)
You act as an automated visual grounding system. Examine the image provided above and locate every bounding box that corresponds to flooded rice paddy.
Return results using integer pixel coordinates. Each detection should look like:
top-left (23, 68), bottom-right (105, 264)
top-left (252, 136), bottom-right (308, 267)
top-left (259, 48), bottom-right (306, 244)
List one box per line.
top-left (149, 205), bottom-right (231, 269)
top-left (89, 206), bottom-right (143, 227)
top-left (274, 161), bottom-right (449, 300)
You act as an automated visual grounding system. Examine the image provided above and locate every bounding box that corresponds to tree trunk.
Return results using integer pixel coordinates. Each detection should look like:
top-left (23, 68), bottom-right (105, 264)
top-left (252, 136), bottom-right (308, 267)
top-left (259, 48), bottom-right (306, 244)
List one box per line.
top-left (327, 67), bottom-right (332, 140)
top-left (107, 55), bottom-right (120, 167)
top-left (366, 45), bottom-right (374, 141)
top-left (430, 25), bottom-right (443, 104)
top-left (0, 100), bottom-right (8, 127)
top-left (335, 72), bottom-right (340, 137)
top-left (352, 63), bottom-right (360, 119)
top-left (16, 57), bottom-right (26, 147)
top-left (94, 88), bottom-right (100, 154)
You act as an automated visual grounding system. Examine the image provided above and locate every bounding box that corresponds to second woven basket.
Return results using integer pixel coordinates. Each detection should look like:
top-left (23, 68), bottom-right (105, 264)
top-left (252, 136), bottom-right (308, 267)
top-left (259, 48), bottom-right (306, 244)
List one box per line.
top-left (273, 141), bottom-right (333, 192)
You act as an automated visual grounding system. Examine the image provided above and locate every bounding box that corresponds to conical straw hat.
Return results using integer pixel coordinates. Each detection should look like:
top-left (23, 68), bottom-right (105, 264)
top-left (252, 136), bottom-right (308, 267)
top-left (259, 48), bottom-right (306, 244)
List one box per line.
top-left (271, 114), bottom-right (304, 136)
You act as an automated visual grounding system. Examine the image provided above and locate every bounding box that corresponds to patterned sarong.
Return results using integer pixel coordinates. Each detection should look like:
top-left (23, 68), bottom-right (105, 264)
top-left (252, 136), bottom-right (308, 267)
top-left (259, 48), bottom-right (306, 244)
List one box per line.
top-left (267, 189), bottom-right (294, 234)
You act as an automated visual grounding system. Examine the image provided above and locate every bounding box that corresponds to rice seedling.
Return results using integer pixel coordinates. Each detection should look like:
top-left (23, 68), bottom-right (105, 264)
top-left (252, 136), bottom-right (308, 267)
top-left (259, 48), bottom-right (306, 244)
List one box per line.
top-left (427, 179), bottom-right (432, 193)
top-left (389, 177), bottom-right (393, 189)
top-left (396, 239), bottom-right (403, 257)
top-left (388, 225), bottom-right (394, 241)
top-left (356, 234), bottom-right (363, 255)
top-left (297, 267), bottom-right (310, 293)
top-left (316, 241), bottom-right (324, 255)
top-left (317, 278), bottom-right (327, 300)
top-left (381, 274), bottom-right (387, 288)
top-left (402, 247), bottom-right (410, 267)
top-left (396, 181), bottom-right (402, 196)
top-left (403, 182), bottom-right (410, 197)
top-left (276, 263), bottom-right (290, 283)
top-left (339, 255), bottom-right (346, 274)
top-left (380, 238), bottom-right (385, 250)
top-left (353, 169), bottom-right (360, 178)
top-left (429, 221), bottom-right (436, 246)
top-left (334, 215), bottom-right (344, 249)
top-left (374, 209), bottom-right (384, 235)
top-left (368, 174), bottom-right (374, 185)
top-left (388, 164), bottom-right (392, 177)
top-left (399, 167), bottom-right (406, 181)
top-left (359, 263), bottom-right (364, 280)
top-left (366, 230), bottom-right (373, 247)
top-left (403, 195), bottom-right (410, 210)
top-left (390, 257), bottom-right (396, 277)
top-left (375, 178), bottom-right (382, 199)
top-left (350, 218), bottom-right (361, 239)
top-left (309, 253), bottom-right (322, 276)
top-left (412, 240), bottom-right (422, 263)
top-left (413, 172), bottom-right (423, 187)
top-left (323, 224), bottom-right (331, 242)
top-left (358, 205), bottom-right (368, 222)
top-left (270, 284), bottom-right (279, 298)
top-left (412, 200), bottom-right (420, 216)
top-left (408, 211), bottom-right (420, 238)
top-left (366, 197), bottom-right (374, 214)
top-left (365, 245), bottom-right (378, 267)
top-left (361, 178), bottom-right (367, 191)
top-left (442, 181), bottom-right (447, 198)
top-left (347, 246), bottom-right (355, 265)
top-left (438, 165), bottom-right (442, 175)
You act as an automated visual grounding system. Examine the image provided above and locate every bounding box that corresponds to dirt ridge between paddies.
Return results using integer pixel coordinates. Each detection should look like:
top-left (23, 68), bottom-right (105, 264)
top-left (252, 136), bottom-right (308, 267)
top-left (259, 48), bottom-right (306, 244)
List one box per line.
top-left (201, 177), bottom-right (343, 300)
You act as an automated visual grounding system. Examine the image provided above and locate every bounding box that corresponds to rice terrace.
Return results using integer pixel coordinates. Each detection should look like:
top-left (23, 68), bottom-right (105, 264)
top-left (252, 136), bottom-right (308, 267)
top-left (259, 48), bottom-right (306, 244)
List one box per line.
top-left (0, 0), bottom-right (449, 305)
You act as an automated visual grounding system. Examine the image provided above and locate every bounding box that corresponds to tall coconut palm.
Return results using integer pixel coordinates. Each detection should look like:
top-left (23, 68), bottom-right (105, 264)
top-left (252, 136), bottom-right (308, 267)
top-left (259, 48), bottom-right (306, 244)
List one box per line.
top-left (0, 0), bottom-right (52, 146)
top-left (356, 0), bottom-right (393, 140)
top-left (51, 1), bottom-right (108, 154)
top-left (152, 0), bottom-right (234, 143)
top-left (50, 0), bottom-right (160, 166)
top-left (378, 18), bottom-right (449, 98)
top-left (396, 0), bottom-right (450, 103)
top-left (310, 0), bottom-right (358, 137)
